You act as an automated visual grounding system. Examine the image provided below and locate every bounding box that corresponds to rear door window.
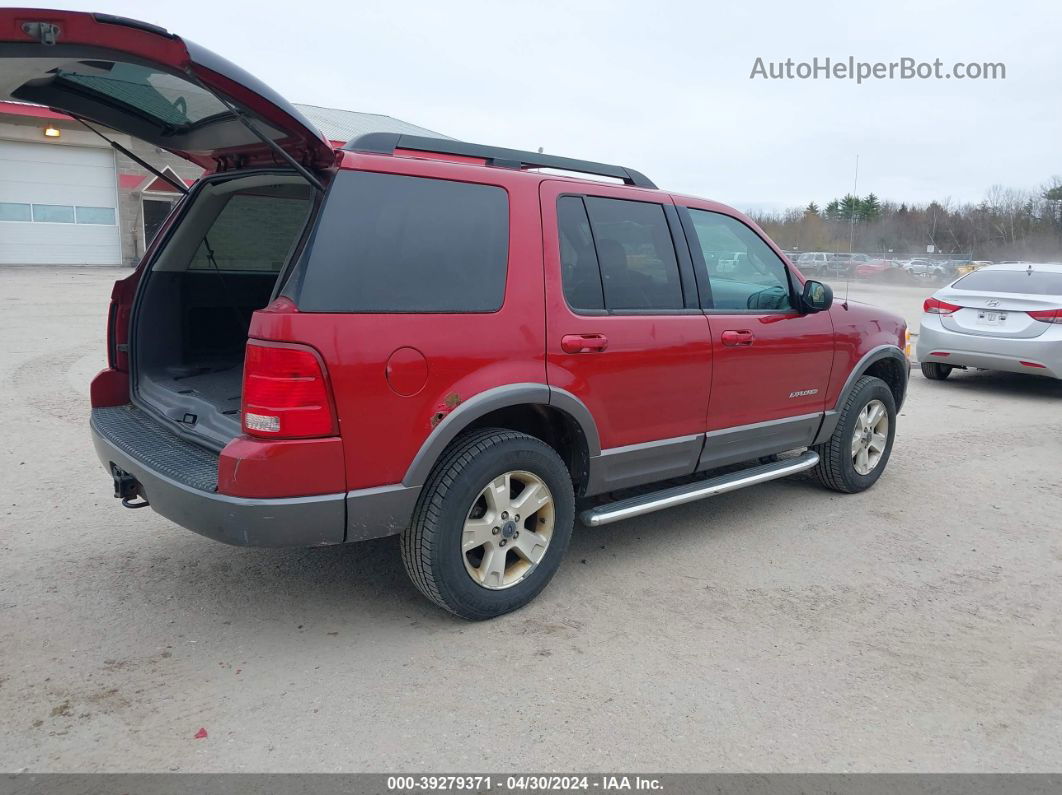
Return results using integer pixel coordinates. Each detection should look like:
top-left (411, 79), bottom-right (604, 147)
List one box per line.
top-left (557, 196), bottom-right (604, 311)
top-left (582, 197), bottom-right (684, 311)
top-left (296, 171), bottom-right (509, 312)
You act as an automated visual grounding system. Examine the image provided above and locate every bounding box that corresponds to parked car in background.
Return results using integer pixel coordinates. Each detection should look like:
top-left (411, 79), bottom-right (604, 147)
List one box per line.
top-left (831, 253), bottom-right (878, 277)
top-left (855, 258), bottom-right (895, 279)
top-left (796, 251), bottom-right (830, 275)
top-left (917, 263), bottom-right (1062, 381)
top-left (904, 259), bottom-right (938, 276)
top-left (826, 253), bottom-right (854, 276)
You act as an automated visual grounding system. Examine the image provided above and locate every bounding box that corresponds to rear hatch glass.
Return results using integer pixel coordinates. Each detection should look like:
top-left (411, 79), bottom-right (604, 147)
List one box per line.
top-left (952, 269), bottom-right (1062, 295)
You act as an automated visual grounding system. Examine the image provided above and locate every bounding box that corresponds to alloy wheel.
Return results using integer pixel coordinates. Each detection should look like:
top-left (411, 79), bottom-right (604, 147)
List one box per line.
top-left (851, 399), bottom-right (889, 475)
top-left (461, 470), bottom-right (555, 590)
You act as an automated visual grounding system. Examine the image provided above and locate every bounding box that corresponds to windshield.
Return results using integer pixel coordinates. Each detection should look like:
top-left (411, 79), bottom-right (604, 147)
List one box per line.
top-left (953, 269), bottom-right (1062, 295)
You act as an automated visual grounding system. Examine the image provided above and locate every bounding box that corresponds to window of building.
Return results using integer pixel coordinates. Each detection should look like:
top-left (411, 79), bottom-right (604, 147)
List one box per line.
top-left (31, 204), bottom-right (76, 224)
top-left (0, 202), bottom-right (32, 222)
top-left (75, 206), bottom-right (117, 225)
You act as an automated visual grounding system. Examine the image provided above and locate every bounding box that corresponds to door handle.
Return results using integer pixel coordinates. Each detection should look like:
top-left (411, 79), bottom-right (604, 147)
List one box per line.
top-left (561, 333), bottom-right (609, 354)
top-left (721, 330), bottom-right (755, 347)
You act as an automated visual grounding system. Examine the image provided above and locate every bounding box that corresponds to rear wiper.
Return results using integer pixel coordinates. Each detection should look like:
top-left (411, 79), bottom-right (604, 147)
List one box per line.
top-left (72, 116), bottom-right (189, 194)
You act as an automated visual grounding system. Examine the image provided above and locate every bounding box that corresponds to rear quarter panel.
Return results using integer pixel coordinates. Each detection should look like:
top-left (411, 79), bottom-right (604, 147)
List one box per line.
top-left (252, 154), bottom-right (547, 490)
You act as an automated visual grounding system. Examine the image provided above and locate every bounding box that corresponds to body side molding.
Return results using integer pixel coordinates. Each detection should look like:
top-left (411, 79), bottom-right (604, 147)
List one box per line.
top-left (699, 412), bottom-right (822, 471)
top-left (585, 434), bottom-right (703, 496)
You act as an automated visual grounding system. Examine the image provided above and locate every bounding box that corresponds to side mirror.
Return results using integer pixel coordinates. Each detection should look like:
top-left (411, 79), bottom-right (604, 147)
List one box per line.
top-left (801, 280), bottom-right (833, 313)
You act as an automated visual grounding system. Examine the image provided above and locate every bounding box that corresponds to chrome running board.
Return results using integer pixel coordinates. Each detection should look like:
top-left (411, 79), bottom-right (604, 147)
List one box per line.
top-left (579, 450), bottom-right (820, 527)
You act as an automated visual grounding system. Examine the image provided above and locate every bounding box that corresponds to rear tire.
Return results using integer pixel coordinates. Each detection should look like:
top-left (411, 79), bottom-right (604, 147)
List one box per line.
top-left (920, 361), bottom-right (953, 380)
top-left (401, 428), bottom-right (575, 620)
top-left (811, 375), bottom-right (897, 494)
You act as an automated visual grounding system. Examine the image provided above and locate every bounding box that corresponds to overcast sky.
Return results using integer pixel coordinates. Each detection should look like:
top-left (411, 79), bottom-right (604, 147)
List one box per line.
top-left (38, 0), bottom-right (1062, 213)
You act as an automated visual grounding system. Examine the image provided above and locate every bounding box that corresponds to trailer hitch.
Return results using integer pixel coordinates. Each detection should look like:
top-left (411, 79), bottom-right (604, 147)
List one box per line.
top-left (111, 464), bottom-right (150, 509)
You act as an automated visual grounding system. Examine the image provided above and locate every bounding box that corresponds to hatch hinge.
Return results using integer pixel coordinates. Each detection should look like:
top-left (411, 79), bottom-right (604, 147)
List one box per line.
top-left (183, 68), bottom-right (326, 193)
top-left (21, 21), bottom-right (61, 45)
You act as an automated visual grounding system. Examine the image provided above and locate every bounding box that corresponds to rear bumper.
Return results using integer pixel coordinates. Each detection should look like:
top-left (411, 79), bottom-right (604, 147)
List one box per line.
top-left (916, 317), bottom-right (1062, 378)
top-left (91, 406), bottom-right (418, 547)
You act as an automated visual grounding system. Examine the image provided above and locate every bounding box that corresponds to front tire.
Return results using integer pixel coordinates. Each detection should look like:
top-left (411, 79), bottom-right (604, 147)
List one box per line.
top-left (811, 376), bottom-right (897, 494)
top-left (401, 428), bottom-right (575, 620)
top-left (920, 361), bottom-right (953, 380)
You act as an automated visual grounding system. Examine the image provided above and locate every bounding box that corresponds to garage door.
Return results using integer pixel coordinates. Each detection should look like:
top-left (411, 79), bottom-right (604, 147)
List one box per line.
top-left (0, 140), bottom-right (121, 265)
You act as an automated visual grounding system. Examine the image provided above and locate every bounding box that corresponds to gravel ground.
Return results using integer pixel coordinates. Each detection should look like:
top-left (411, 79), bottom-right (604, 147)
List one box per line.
top-left (1, 266), bottom-right (1060, 773)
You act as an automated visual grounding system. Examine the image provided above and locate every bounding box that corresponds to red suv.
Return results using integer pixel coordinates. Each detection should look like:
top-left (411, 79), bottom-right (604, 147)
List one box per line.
top-left (3, 10), bottom-right (909, 619)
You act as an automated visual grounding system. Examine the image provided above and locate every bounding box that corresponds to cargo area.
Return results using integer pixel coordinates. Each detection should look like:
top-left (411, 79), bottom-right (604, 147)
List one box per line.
top-left (132, 173), bottom-right (316, 449)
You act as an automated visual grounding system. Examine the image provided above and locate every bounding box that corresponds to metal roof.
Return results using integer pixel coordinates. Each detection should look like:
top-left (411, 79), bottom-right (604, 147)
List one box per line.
top-left (292, 103), bottom-right (451, 144)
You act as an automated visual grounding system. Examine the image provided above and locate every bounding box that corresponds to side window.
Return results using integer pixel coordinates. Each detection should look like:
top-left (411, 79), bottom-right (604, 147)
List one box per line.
top-left (583, 197), bottom-right (684, 311)
top-left (685, 209), bottom-right (793, 311)
top-left (296, 171), bottom-right (509, 312)
top-left (557, 196), bottom-right (604, 311)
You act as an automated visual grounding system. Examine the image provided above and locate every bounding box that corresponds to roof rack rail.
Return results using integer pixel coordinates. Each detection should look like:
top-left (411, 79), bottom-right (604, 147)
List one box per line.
top-left (343, 133), bottom-right (657, 189)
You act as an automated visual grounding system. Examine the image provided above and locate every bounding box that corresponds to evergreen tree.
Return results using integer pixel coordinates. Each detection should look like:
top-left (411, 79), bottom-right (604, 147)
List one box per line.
top-left (804, 202), bottom-right (820, 217)
top-left (839, 194), bottom-right (861, 221)
top-left (861, 193), bottom-right (882, 222)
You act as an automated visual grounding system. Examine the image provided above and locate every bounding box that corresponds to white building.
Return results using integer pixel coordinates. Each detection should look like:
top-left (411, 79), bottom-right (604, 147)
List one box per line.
top-left (0, 101), bottom-right (446, 266)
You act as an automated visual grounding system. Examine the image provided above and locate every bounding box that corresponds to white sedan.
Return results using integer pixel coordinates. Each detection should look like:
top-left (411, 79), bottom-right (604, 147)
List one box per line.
top-left (916, 263), bottom-right (1062, 380)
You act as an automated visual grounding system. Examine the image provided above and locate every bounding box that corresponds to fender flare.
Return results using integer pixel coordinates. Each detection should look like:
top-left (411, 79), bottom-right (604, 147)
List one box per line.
top-left (812, 345), bottom-right (909, 445)
top-left (401, 384), bottom-right (601, 488)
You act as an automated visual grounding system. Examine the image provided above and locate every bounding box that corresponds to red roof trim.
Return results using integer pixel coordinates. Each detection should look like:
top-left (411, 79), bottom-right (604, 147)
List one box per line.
top-left (0, 101), bottom-right (72, 120)
top-left (144, 174), bottom-right (192, 192)
top-left (118, 174), bottom-right (146, 189)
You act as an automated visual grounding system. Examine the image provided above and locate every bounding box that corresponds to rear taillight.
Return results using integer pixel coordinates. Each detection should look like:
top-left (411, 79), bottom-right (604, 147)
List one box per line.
top-left (923, 297), bottom-right (961, 315)
top-left (242, 341), bottom-right (337, 439)
top-left (1028, 308), bottom-right (1062, 324)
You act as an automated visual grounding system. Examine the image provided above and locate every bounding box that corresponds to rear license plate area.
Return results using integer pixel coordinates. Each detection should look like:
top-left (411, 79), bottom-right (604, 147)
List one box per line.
top-left (977, 310), bottom-right (1007, 326)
